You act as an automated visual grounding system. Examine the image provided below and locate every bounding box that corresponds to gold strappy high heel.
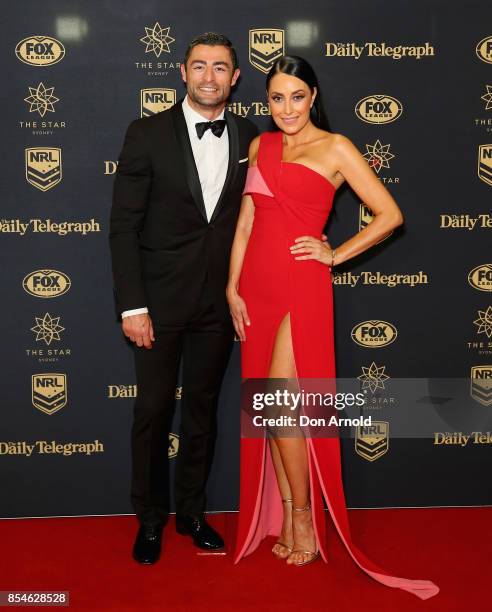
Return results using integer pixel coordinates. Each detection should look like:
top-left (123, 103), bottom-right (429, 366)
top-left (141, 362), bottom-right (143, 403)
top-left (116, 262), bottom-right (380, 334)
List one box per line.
top-left (288, 503), bottom-right (320, 567)
top-left (272, 498), bottom-right (294, 558)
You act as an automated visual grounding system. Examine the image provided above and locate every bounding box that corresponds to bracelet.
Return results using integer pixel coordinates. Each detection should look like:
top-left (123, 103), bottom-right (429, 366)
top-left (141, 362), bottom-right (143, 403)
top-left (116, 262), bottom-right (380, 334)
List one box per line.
top-left (331, 248), bottom-right (337, 268)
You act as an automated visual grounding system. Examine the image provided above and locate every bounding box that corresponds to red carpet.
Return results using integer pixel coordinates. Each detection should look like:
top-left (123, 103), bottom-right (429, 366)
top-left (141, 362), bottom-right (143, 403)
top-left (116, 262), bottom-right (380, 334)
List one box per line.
top-left (0, 508), bottom-right (488, 611)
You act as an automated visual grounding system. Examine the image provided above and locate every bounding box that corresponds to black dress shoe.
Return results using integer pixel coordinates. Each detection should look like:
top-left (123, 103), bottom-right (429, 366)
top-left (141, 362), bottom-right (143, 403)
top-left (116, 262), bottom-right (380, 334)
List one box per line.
top-left (175, 514), bottom-right (224, 550)
top-left (132, 523), bottom-right (163, 564)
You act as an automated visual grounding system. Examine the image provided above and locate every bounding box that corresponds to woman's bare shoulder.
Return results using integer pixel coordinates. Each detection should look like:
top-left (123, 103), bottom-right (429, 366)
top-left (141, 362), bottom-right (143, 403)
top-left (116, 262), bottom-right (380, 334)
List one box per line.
top-left (248, 134), bottom-right (261, 165)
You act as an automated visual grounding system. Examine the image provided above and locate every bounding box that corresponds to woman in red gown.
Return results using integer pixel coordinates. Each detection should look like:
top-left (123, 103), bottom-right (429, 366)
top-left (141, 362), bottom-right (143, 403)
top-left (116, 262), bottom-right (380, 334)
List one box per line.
top-left (226, 56), bottom-right (439, 600)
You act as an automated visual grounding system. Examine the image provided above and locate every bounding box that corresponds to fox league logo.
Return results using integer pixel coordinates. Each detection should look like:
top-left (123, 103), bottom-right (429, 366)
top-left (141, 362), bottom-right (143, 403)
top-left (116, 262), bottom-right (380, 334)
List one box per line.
top-left (23, 269), bottom-right (71, 298)
top-left (25, 147), bottom-right (62, 191)
top-left (249, 29), bottom-right (284, 74)
top-left (15, 35), bottom-right (65, 66)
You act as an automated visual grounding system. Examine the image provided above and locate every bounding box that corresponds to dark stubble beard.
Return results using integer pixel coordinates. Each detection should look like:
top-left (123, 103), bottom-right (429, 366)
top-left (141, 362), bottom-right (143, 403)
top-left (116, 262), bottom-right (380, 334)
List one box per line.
top-left (188, 82), bottom-right (230, 109)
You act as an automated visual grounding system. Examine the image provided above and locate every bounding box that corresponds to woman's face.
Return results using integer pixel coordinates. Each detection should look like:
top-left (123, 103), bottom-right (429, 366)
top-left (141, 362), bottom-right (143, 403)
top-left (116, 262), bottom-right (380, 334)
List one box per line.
top-left (267, 72), bottom-right (316, 135)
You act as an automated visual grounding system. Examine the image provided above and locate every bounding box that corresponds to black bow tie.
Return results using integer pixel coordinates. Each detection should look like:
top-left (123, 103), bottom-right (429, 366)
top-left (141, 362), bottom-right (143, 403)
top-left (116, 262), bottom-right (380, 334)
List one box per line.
top-left (195, 119), bottom-right (226, 139)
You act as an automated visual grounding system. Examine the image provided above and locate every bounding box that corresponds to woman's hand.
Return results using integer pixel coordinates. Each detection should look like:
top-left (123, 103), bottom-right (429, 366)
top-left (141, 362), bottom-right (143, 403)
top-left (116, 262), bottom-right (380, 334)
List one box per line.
top-left (290, 234), bottom-right (334, 266)
top-left (226, 286), bottom-right (251, 341)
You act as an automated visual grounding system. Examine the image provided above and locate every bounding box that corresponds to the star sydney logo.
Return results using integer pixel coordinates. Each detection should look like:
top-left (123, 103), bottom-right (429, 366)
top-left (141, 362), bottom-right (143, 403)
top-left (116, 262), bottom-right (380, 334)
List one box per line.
top-left (140, 22), bottom-right (175, 57)
top-left (363, 140), bottom-right (395, 174)
top-left (473, 306), bottom-right (492, 338)
top-left (357, 362), bottom-right (390, 393)
top-left (24, 82), bottom-right (59, 117)
top-left (481, 85), bottom-right (492, 110)
top-left (31, 313), bottom-right (65, 345)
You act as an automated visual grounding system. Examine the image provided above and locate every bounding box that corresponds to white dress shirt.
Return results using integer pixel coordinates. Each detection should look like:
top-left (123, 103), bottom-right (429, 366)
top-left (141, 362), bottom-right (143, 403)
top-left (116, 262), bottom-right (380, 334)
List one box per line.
top-left (121, 95), bottom-right (229, 319)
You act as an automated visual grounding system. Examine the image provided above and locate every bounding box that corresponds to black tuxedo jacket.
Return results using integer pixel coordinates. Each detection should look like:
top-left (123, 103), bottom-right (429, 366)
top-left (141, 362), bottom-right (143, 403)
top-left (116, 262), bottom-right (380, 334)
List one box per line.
top-left (109, 100), bottom-right (258, 328)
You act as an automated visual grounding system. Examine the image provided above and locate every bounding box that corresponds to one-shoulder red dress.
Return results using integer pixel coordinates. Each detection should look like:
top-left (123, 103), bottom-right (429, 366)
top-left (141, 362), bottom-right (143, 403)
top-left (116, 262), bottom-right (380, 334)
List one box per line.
top-left (234, 130), bottom-right (439, 601)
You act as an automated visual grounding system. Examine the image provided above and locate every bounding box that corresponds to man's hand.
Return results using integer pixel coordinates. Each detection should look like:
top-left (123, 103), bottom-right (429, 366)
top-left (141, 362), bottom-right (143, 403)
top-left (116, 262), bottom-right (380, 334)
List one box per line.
top-left (122, 313), bottom-right (155, 349)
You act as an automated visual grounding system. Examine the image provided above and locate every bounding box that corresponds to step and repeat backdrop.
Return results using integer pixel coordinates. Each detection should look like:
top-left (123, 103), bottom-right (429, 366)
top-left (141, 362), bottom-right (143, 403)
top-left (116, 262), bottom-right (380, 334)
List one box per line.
top-left (1, 0), bottom-right (491, 518)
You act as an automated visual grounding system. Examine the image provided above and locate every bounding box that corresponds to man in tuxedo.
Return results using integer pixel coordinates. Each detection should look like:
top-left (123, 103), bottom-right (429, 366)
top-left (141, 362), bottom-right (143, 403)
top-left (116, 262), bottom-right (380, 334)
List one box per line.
top-left (109, 32), bottom-right (258, 564)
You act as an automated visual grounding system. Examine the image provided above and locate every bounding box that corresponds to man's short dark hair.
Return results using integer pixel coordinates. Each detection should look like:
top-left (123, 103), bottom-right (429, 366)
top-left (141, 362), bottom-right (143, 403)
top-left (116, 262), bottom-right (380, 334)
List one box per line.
top-left (184, 32), bottom-right (238, 71)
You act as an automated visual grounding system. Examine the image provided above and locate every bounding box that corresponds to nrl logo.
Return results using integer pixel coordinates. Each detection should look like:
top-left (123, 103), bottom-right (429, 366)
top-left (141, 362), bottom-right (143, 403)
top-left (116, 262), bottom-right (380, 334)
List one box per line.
top-left (359, 203), bottom-right (392, 243)
top-left (477, 144), bottom-right (492, 187)
top-left (25, 147), bottom-right (62, 191)
top-left (32, 373), bottom-right (67, 415)
top-left (140, 88), bottom-right (176, 117)
top-left (249, 29), bottom-right (284, 74)
top-left (355, 422), bottom-right (389, 461)
top-left (470, 365), bottom-right (492, 406)
top-left (168, 433), bottom-right (179, 458)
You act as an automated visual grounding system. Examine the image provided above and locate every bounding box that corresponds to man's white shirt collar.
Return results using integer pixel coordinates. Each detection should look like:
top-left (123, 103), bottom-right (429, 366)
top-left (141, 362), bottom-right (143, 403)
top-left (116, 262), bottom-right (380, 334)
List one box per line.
top-left (182, 95), bottom-right (226, 132)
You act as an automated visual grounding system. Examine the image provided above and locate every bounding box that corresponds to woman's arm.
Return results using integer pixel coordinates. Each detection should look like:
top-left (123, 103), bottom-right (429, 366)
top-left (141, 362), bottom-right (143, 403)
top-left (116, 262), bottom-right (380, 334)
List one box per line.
top-left (292, 134), bottom-right (404, 266)
top-left (226, 137), bottom-right (259, 340)
top-left (226, 193), bottom-right (255, 341)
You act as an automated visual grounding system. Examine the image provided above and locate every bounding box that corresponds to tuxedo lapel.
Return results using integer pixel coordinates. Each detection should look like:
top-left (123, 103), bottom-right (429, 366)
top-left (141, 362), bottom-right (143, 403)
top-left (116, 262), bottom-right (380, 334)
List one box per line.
top-left (210, 111), bottom-right (239, 224)
top-left (171, 101), bottom-right (208, 222)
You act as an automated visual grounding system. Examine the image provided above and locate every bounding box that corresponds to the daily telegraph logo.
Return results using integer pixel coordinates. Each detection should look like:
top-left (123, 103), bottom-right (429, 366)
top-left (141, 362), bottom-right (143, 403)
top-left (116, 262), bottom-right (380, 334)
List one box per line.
top-left (325, 42), bottom-right (435, 60)
top-left (23, 269), bottom-right (71, 298)
top-left (351, 320), bottom-right (397, 348)
top-left (25, 147), bottom-right (62, 191)
top-left (32, 373), bottom-right (67, 415)
top-left (476, 36), bottom-right (492, 64)
top-left (249, 29), bottom-right (284, 74)
top-left (1, 218), bottom-right (101, 236)
top-left (470, 365), bottom-right (492, 406)
top-left (478, 144), bottom-right (492, 186)
top-left (15, 36), bottom-right (65, 66)
top-left (108, 384), bottom-right (182, 399)
top-left (359, 204), bottom-right (393, 243)
top-left (24, 82), bottom-right (59, 117)
top-left (227, 100), bottom-right (271, 118)
top-left (140, 88), bottom-right (176, 117)
top-left (355, 422), bottom-right (389, 461)
top-left (332, 270), bottom-right (428, 288)
top-left (440, 214), bottom-right (492, 230)
top-left (140, 22), bottom-right (175, 57)
top-left (468, 264), bottom-right (492, 292)
top-left (355, 95), bottom-right (403, 124)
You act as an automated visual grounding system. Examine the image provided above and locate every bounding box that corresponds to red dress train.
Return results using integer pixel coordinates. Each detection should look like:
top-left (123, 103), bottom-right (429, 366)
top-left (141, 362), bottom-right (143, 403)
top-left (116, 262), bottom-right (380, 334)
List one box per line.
top-left (233, 130), bottom-right (439, 600)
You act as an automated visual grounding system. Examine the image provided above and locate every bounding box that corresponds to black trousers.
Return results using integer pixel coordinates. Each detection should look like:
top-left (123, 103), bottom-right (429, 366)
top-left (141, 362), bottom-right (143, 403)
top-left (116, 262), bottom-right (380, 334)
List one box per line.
top-left (130, 280), bottom-right (234, 526)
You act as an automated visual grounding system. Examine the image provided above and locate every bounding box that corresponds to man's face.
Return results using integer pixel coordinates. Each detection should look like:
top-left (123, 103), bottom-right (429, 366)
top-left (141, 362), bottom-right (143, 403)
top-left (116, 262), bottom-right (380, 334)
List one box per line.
top-left (181, 44), bottom-right (240, 109)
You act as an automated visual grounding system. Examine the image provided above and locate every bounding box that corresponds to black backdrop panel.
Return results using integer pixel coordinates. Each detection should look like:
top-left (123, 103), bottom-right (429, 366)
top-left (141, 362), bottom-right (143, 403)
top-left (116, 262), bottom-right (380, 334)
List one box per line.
top-left (1, 1), bottom-right (491, 518)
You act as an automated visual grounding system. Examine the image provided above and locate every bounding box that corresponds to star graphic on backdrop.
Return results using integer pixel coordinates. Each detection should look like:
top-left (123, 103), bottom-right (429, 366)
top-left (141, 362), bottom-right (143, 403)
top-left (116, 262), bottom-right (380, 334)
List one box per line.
top-left (357, 362), bottom-right (390, 394)
top-left (473, 306), bottom-right (492, 338)
top-left (363, 139), bottom-right (395, 174)
top-left (140, 23), bottom-right (175, 57)
top-left (481, 85), bottom-right (492, 110)
top-left (24, 83), bottom-right (59, 118)
top-left (31, 313), bottom-right (65, 345)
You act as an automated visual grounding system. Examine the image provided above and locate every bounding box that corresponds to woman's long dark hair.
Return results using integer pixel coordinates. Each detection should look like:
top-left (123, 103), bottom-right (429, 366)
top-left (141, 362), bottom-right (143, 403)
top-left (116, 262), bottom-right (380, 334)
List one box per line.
top-left (266, 55), bottom-right (330, 131)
